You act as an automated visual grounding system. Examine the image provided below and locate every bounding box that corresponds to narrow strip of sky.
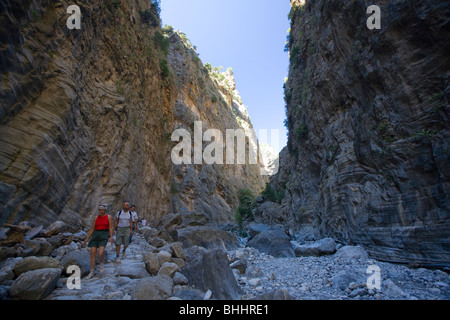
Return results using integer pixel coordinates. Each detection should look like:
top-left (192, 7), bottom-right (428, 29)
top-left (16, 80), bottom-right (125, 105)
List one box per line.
top-left (160, 0), bottom-right (291, 153)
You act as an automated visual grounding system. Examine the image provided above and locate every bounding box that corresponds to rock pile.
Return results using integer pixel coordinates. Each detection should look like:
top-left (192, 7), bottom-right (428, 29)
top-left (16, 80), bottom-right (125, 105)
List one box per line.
top-left (0, 213), bottom-right (244, 300)
top-left (0, 221), bottom-right (87, 300)
top-left (231, 242), bottom-right (450, 300)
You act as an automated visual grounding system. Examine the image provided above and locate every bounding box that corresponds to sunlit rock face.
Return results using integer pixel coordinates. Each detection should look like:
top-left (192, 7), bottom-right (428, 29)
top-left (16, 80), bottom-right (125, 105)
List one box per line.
top-left (0, 0), bottom-right (265, 228)
top-left (167, 31), bottom-right (265, 224)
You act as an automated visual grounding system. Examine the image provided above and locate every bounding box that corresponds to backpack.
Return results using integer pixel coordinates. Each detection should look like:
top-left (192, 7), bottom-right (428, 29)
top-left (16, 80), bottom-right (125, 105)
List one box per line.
top-left (116, 210), bottom-right (132, 228)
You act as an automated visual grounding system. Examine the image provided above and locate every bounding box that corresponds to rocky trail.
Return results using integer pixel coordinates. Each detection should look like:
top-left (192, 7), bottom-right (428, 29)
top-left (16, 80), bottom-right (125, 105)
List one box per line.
top-left (1, 219), bottom-right (449, 301)
top-left (50, 235), bottom-right (450, 301)
top-left (47, 233), bottom-right (153, 300)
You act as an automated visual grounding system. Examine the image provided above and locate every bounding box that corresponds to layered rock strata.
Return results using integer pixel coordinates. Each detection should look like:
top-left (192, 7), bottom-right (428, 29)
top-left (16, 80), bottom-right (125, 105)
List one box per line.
top-left (268, 0), bottom-right (450, 266)
top-left (0, 0), bottom-right (265, 228)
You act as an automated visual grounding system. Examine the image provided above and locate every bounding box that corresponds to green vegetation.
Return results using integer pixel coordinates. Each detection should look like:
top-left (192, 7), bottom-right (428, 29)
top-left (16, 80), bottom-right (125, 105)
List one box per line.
top-left (46, 50), bottom-right (55, 59)
top-left (151, 0), bottom-right (161, 15)
top-left (261, 183), bottom-right (285, 204)
top-left (107, 0), bottom-right (121, 11)
top-left (306, 45), bottom-right (315, 56)
top-left (153, 31), bottom-right (170, 56)
top-left (376, 120), bottom-right (388, 133)
top-left (301, 85), bottom-right (308, 105)
top-left (163, 25), bottom-right (174, 34)
top-left (284, 33), bottom-right (290, 53)
top-left (283, 118), bottom-right (290, 134)
top-left (178, 31), bottom-right (195, 49)
top-left (159, 59), bottom-right (170, 79)
top-left (171, 182), bottom-right (179, 195)
top-left (411, 130), bottom-right (435, 140)
top-left (204, 63), bottom-right (213, 73)
top-left (140, 1), bottom-right (161, 27)
top-left (206, 64), bottom-right (226, 77)
top-left (290, 46), bottom-right (300, 64)
top-left (295, 122), bottom-right (308, 142)
top-left (429, 91), bottom-right (446, 112)
top-left (235, 188), bottom-right (256, 228)
top-left (30, 9), bottom-right (41, 21)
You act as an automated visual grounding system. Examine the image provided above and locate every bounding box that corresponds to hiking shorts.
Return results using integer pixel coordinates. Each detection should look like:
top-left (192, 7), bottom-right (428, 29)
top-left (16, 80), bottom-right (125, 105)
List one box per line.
top-left (88, 230), bottom-right (109, 248)
top-left (115, 227), bottom-right (130, 246)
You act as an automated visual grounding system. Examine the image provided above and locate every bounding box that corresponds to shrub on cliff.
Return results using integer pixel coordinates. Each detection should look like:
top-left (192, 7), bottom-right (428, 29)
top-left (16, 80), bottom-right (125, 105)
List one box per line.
top-left (140, 1), bottom-right (161, 27)
top-left (235, 189), bottom-right (256, 228)
top-left (261, 183), bottom-right (285, 204)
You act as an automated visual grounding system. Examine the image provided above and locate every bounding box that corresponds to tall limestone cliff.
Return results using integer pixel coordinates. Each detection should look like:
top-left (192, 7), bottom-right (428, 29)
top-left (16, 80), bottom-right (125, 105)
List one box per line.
top-left (265, 0), bottom-right (450, 266)
top-left (0, 0), bottom-right (265, 229)
top-left (167, 30), bottom-right (265, 223)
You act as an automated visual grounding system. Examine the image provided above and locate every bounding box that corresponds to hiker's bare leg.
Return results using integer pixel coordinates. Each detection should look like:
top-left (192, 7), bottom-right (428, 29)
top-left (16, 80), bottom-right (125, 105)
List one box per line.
top-left (89, 247), bottom-right (97, 272)
top-left (98, 247), bottom-right (105, 264)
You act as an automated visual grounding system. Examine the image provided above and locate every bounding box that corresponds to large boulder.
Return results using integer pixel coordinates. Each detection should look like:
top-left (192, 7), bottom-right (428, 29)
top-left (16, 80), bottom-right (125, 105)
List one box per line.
top-left (172, 288), bottom-right (205, 300)
top-left (181, 248), bottom-right (242, 300)
top-left (32, 238), bottom-right (54, 256)
top-left (332, 268), bottom-right (368, 291)
top-left (246, 229), bottom-right (294, 257)
top-left (13, 256), bottom-right (62, 277)
top-left (40, 221), bottom-right (78, 237)
top-left (177, 226), bottom-right (238, 251)
top-left (0, 246), bottom-right (17, 261)
top-left (294, 238), bottom-right (336, 257)
top-left (181, 211), bottom-right (210, 227)
top-left (24, 226), bottom-right (44, 240)
top-left (157, 213), bottom-right (182, 231)
top-left (60, 250), bottom-right (91, 277)
top-left (143, 252), bottom-right (161, 275)
top-left (247, 222), bottom-right (271, 240)
top-left (334, 245), bottom-right (369, 260)
top-left (131, 275), bottom-right (174, 300)
top-left (158, 262), bottom-right (180, 278)
top-left (10, 268), bottom-right (61, 300)
top-left (256, 289), bottom-right (296, 300)
top-left (116, 261), bottom-right (150, 279)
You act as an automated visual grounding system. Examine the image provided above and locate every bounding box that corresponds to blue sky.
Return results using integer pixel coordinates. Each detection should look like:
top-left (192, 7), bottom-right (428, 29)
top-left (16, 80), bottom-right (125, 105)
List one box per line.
top-left (160, 0), bottom-right (291, 153)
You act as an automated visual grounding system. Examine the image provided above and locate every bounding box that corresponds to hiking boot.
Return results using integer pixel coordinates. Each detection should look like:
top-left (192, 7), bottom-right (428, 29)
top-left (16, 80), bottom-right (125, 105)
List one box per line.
top-left (121, 251), bottom-right (126, 259)
top-left (115, 256), bottom-right (120, 263)
top-left (99, 263), bottom-right (104, 273)
top-left (86, 271), bottom-right (95, 280)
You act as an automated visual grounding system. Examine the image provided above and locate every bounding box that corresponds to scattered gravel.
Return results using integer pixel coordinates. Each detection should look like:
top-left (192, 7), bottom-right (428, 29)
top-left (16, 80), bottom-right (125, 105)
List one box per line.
top-left (229, 246), bottom-right (450, 300)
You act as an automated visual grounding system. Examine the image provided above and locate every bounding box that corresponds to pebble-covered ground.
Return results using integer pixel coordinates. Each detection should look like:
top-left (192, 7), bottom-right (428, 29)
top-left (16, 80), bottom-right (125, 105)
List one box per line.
top-left (232, 246), bottom-right (450, 300)
top-left (44, 233), bottom-right (450, 300)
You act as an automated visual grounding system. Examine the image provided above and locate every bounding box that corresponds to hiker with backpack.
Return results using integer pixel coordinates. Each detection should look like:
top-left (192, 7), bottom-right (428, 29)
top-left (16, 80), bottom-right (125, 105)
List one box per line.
top-left (82, 204), bottom-right (114, 279)
top-left (129, 204), bottom-right (139, 243)
top-left (113, 201), bottom-right (133, 262)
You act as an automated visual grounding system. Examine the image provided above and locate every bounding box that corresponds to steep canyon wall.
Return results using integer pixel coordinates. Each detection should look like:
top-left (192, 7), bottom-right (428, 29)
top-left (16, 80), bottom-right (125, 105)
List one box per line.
top-left (0, 0), bottom-right (265, 228)
top-left (270, 0), bottom-right (450, 266)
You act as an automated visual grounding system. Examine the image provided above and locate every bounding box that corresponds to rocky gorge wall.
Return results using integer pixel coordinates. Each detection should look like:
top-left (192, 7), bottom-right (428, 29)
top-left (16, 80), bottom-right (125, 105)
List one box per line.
top-left (0, 0), bottom-right (265, 229)
top-left (167, 31), bottom-right (265, 223)
top-left (265, 0), bottom-right (450, 266)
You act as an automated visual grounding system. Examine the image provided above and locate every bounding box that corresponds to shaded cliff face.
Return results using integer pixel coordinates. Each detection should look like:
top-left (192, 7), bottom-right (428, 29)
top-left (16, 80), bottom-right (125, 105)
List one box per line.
top-left (0, 0), bottom-right (265, 228)
top-left (271, 0), bottom-right (450, 266)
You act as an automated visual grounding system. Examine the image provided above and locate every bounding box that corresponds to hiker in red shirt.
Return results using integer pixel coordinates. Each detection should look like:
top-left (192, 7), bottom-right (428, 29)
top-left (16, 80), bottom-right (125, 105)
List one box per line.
top-left (83, 205), bottom-right (114, 279)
